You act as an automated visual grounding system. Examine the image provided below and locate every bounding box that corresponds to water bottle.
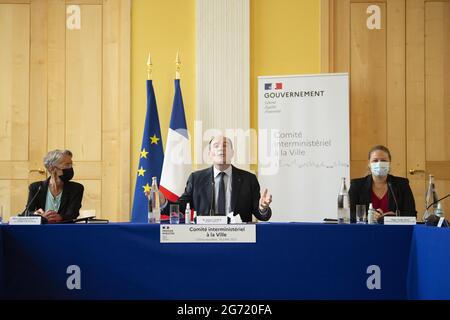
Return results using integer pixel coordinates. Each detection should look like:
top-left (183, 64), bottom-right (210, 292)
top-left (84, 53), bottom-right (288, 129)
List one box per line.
top-left (148, 176), bottom-right (161, 223)
top-left (434, 202), bottom-right (444, 218)
top-left (185, 203), bottom-right (191, 224)
top-left (367, 203), bottom-right (377, 224)
top-left (423, 174), bottom-right (438, 222)
top-left (337, 177), bottom-right (350, 224)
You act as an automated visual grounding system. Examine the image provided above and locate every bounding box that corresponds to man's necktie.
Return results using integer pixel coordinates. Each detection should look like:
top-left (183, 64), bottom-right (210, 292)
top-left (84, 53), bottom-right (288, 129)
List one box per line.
top-left (217, 172), bottom-right (226, 215)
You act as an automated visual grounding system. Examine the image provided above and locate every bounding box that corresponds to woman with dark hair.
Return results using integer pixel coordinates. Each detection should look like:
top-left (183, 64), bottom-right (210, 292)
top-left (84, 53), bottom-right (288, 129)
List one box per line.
top-left (349, 145), bottom-right (416, 223)
top-left (24, 149), bottom-right (84, 223)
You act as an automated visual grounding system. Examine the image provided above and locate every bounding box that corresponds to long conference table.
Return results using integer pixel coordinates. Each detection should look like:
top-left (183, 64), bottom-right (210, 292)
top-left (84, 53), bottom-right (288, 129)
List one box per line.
top-left (0, 222), bottom-right (449, 300)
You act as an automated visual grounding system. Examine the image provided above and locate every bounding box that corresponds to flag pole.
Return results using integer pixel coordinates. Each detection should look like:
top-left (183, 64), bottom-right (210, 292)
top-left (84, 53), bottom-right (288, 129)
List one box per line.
top-left (145, 52), bottom-right (152, 199)
top-left (175, 51), bottom-right (181, 80)
top-left (147, 52), bottom-right (152, 80)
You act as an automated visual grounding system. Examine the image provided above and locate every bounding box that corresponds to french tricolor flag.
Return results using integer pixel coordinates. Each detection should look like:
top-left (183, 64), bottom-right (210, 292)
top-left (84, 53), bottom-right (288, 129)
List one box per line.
top-left (160, 79), bottom-right (192, 202)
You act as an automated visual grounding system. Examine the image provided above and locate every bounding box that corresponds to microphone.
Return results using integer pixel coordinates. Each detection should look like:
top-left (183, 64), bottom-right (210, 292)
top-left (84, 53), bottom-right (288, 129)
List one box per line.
top-left (424, 194), bottom-right (449, 227)
top-left (20, 185), bottom-right (42, 216)
top-left (426, 194), bottom-right (449, 211)
top-left (388, 182), bottom-right (400, 216)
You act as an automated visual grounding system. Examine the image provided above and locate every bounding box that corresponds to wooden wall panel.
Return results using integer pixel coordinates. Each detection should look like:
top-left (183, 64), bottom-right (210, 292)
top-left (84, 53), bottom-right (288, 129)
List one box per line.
top-left (47, 0), bottom-right (66, 150)
top-left (118, 0), bottom-right (131, 219)
top-left (350, 3), bottom-right (387, 162)
top-left (0, 0), bottom-right (130, 222)
top-left (76, 179), bottom-right (101, 218)
top-left (0, 180), bottom-right (28, 220)
top-left (333, 0), bottom-right (349, 73)
top-left (102, 0), bottom-right (130, 221)
top-left (321, 0), bottom-right (331, 73)
top-left (66, 4), bottom-right (102, 161)
top-left (386, 0), bottom-right (406, 177)
top-left (319, 0), bottom-right (450, 220)
top-left (0, 4), bottom-right (30, 161)
top-left (425, 1), bottom-right (450, 216)
top-left (406, 0), bottom-right (426, 216)
top-left (331, 1), bottom-right (407, 180)
top-left (0, 162), bottom-right (29, 180)
top-left (425, 2), bottom-right (450, 161)
top-left (29, 0), bottom-right (48, 180)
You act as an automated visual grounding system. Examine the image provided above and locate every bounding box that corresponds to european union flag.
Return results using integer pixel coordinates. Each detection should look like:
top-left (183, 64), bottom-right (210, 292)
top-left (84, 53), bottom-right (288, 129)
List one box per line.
top-left (131, 80), bottom-right (164, 222)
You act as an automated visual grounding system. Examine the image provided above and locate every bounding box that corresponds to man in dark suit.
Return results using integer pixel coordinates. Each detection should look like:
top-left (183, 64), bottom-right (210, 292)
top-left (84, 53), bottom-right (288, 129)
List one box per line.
top-left (161, 136), bottom-right (272, 222)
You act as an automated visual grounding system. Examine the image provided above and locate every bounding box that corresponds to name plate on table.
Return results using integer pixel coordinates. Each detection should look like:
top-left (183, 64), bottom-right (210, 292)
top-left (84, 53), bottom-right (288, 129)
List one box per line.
top-left (160, 225), bottom-right (256, 243)
top-left (9, 216), bottom-right (42, 225)
top-left (196, 216), bottom-right (228, 225)
top-left (384, 216), bottom-right (416, 225)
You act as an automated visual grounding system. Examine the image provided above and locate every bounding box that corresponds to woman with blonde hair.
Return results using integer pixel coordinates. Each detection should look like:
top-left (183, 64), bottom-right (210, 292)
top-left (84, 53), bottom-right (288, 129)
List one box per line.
top-left (349, 145), bottom-right (416, 223)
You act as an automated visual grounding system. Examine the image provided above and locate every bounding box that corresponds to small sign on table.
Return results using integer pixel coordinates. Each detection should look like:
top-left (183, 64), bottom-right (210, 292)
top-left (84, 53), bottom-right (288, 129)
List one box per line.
top-left (9, 216), bottom-right (42, 225)
top-left (160, 224), bottom-right (256, 243)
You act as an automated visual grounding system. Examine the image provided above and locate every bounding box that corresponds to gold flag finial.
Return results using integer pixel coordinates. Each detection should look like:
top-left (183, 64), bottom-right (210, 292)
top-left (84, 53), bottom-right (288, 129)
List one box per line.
top-left (175, 51), bottom-right (181, 79)
top-left (147, 53), bottom-right (152, 80)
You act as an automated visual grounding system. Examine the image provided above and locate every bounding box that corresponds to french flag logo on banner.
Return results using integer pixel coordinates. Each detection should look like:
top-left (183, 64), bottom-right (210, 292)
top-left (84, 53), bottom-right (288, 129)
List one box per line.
top-left (159, 79), bottom-right (192, 202)
top-left (264, 82), bottom-right (283, 90)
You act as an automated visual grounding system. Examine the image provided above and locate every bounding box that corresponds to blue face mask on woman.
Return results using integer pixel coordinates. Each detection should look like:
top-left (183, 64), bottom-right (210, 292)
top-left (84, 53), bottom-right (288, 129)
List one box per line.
top-left (370, 162), bottom-right (390, 177)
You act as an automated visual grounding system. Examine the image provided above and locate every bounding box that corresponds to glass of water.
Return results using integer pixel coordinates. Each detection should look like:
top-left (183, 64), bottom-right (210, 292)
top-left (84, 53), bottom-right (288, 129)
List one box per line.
top-left (170, 204), bottom-right (180, 224)
top-left (356, 204), bottom-right (367, 224)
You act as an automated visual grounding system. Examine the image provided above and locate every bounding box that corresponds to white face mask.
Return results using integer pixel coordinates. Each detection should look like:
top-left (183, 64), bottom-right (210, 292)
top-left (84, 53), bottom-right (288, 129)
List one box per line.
top-left (370, 162), bottom-right (390, 177)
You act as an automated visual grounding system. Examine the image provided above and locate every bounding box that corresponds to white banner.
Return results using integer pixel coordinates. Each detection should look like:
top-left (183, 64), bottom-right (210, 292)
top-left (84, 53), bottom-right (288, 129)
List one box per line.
top-left (258, 73), bottom-right (349, 222)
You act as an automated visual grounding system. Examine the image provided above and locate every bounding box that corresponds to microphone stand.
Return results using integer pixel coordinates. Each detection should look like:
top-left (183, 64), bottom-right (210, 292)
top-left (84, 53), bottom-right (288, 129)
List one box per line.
top-left (19, 185), bottom-right (48, 224)
top-left (20, 185), bottom-right (42, 216)
top-left (388, 182), bottom-right (400, 216)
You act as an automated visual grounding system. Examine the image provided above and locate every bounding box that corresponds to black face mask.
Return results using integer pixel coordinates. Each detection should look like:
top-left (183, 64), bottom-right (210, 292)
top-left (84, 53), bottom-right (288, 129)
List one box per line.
top-left (59, 167), bottom-right (74, 183)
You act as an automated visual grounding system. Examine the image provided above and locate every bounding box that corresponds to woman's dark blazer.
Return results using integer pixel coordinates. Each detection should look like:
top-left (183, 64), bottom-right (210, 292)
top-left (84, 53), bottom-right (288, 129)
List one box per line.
top-left (25, 178), bottom-right (84, 221)
top-left (349, 174), bottom-right (416, 223)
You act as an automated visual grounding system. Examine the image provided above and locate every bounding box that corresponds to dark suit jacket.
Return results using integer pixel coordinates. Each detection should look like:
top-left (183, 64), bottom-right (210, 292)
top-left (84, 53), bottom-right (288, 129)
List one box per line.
top-left (166, 166), bottom-right (271, 222)
top-left (25, 178), bottom-right (84, 221)
top-left (349, 174), bottom-right (416, 223)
